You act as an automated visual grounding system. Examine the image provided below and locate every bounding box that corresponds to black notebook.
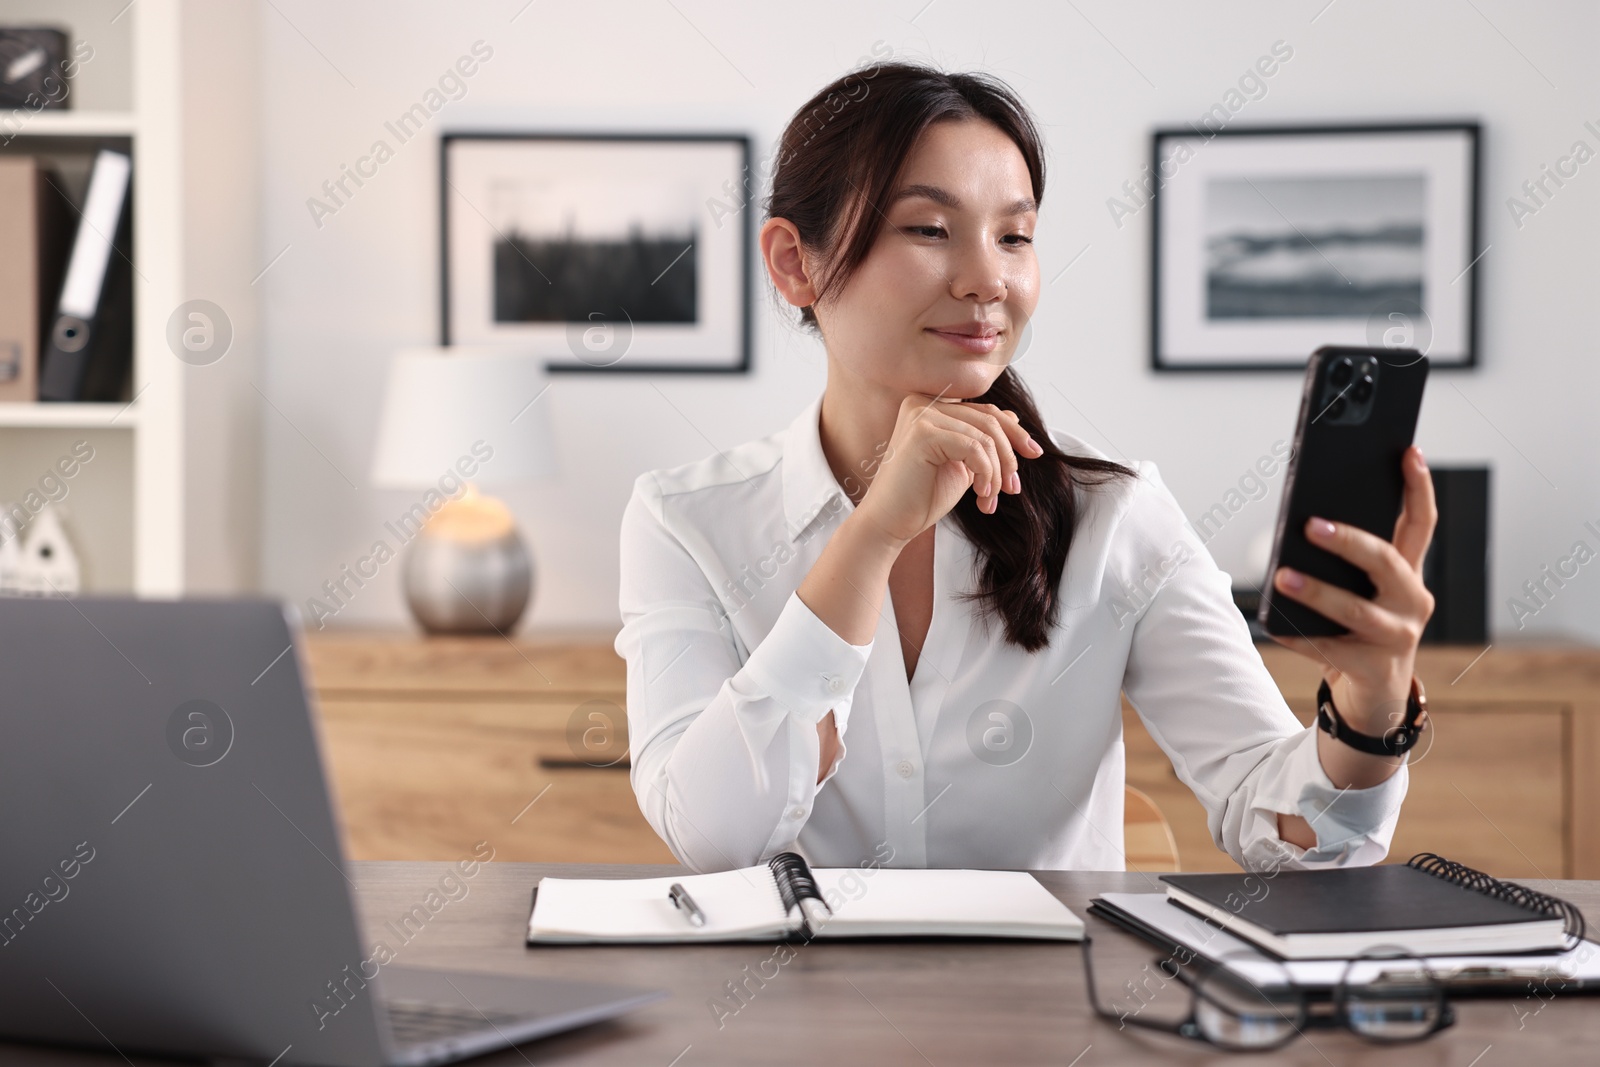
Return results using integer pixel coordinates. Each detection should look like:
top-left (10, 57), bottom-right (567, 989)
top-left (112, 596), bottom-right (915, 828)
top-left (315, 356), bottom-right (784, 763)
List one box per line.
top-left (1160, 853), bottom-right (1586, 959)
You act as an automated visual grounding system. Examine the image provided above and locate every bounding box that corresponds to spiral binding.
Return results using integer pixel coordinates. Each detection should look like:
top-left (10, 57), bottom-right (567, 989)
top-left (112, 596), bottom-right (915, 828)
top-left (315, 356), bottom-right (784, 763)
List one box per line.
top-left (1407, 852), bottom-right (1587, 947)
top-left (768, 851), bottom-right (827, 935)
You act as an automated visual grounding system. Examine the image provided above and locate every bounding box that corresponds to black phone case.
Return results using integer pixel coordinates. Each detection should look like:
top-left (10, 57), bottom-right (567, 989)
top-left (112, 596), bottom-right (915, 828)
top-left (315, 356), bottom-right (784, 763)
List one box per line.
top-left (1259, 345), bottom-right (1429, 638)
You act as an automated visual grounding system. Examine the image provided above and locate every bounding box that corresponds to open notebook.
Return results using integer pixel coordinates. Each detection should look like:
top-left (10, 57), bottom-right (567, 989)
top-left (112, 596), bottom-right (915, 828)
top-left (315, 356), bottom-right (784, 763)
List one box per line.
top-left (526, 852), bottom-right (1085, 943)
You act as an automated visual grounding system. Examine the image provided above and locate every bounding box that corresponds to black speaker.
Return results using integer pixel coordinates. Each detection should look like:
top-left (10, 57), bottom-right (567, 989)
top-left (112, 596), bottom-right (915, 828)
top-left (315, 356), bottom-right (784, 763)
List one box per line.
top-left (1420, 466), bottom-right (1489, 644)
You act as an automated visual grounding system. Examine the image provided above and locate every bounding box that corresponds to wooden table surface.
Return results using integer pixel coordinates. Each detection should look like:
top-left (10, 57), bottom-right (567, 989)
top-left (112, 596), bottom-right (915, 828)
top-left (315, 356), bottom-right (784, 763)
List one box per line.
top-left (365, 862), bottom-right (1600, 1065)
top-left (9, 861), bottom-right (1595, 1065)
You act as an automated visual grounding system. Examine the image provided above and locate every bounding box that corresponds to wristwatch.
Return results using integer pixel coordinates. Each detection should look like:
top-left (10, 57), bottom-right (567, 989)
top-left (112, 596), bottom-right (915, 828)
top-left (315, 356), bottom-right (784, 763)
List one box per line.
top-left (1316, 675), bottom-right (1428, 756)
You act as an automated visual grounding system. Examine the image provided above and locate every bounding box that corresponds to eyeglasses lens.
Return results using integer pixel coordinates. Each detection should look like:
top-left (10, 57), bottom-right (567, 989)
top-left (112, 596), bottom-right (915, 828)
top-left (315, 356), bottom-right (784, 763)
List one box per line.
top-left (1193, 964), bottom-right (1303, 1050)
top-left (1341, 964), bottom-right (1446, 1042)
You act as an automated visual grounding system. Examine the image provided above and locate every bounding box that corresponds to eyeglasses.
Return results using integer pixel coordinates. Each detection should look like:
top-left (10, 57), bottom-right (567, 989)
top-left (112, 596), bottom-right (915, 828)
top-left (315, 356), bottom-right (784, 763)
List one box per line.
top-left (1080, 932), bottom-right (1456, 1051)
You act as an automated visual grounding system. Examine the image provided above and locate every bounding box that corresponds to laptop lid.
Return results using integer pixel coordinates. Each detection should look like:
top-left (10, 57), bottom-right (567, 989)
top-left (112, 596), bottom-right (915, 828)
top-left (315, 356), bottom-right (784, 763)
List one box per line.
top-left (0, 596), bottom-right (393, 1066)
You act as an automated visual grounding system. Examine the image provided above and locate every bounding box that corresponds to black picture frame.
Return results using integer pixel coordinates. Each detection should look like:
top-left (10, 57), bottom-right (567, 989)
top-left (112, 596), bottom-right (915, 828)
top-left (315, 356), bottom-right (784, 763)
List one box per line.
top-left (439, 132), bottom-right (753, 374)
top-left (1150, 122), bottom-right (1481, 372)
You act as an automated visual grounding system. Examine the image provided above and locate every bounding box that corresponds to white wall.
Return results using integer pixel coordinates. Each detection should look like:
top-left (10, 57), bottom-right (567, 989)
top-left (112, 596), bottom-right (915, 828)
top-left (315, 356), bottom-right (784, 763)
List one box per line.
top-left (256, 0), bottom-right (1600, 641)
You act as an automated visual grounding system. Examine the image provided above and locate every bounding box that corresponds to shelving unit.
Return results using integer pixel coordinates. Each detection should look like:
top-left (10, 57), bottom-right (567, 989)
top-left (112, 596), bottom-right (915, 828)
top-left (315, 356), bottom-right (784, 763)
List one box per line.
top-left (0, 402), bottom-right (137, 428)
top-left (0, 109), bottom-right (137, 136)
top-left (0, 0), bottom-right (259, 595)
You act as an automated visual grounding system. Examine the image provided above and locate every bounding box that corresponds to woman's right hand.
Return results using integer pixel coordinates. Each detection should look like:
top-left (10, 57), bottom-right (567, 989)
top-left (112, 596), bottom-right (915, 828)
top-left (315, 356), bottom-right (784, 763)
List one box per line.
top-left (854, 393), bottom-right (1046, 547)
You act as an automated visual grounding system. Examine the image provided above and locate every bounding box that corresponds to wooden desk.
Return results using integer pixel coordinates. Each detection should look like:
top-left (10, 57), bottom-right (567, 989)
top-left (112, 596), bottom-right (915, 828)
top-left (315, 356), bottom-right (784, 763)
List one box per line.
top-left (358, 863), bottom-right (1600, 1066)
top-left (304, 633), bottom-right (1600, 878)
top-left (14, 862), bottom-right (1592, 1066)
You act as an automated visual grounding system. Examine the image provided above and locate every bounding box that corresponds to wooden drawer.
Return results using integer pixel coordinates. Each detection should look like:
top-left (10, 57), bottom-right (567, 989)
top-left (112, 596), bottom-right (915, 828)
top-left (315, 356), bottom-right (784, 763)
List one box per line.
top-left (304, 630), bottom-right (625, 696)
top-left (324, 692), bottom-right (1568, 874)
top-left (1123, 700), bottom-right (1569, 877)
top-left (301, 634), bottom-right (1600, 877)
top-left (315, 697), bottom-right (673, 865)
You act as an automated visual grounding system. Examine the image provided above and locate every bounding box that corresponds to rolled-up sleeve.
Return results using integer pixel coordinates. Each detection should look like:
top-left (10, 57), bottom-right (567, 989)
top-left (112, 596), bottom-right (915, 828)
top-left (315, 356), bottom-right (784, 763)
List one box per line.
top-left (614, 474), bottom-right (874, 872)
top-left (1117, 461), bottom-right (1408, 872)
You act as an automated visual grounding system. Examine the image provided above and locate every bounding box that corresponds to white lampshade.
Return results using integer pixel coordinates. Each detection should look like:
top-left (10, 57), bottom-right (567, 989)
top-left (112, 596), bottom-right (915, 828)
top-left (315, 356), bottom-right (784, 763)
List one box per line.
top-left (370, 347), bottom-right (557, 487)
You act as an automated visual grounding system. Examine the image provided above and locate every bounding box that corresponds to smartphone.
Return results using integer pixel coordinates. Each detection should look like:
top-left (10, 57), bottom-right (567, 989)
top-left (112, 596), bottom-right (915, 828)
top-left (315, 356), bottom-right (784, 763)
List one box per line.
top-left (1259, 345), bottom-right (1429, 638)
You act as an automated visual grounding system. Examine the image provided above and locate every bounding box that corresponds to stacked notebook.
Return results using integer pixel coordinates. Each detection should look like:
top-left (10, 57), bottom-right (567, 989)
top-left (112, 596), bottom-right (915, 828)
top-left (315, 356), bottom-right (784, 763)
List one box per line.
top-left (1081, 852), bottom-right (1594, 997)
top-left (1153, 853), bottom-right (1581, 959)
top-left (1092, 889), bottom-right (1600, 992)
top-left (527, 852), bottom-right (1085, 944)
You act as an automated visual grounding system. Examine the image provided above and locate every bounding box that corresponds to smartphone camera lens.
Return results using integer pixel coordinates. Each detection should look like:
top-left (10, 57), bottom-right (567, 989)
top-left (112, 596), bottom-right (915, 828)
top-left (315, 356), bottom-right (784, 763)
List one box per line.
top-left (1327, 396), bottom-right (1347, 420)
top-left (1329, 358), bottom-right (1354, 387)
top-left (1353, 374), bottom-right (1374, 402)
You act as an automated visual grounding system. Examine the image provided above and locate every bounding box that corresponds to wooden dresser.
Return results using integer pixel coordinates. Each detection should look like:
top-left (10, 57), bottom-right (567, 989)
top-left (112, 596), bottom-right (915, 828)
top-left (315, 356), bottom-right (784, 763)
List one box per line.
top-left (303, 632), bottom-right (1600, 878)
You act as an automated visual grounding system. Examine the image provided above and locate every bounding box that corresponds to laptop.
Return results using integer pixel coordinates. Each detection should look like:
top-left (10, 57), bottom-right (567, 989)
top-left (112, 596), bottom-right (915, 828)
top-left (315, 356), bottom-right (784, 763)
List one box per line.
top-left (0, 596), bottom-right (662, 1066)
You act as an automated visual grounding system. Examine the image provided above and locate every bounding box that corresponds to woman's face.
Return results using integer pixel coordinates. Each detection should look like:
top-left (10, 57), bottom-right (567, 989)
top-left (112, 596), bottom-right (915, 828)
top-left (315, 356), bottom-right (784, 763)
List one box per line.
top-left (811, 117), bottom-right (1040, 400)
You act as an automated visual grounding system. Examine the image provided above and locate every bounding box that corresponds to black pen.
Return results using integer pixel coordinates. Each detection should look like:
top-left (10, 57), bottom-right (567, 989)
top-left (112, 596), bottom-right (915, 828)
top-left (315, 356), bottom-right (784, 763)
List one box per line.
top-left (668, 882), bottom-right (706, 927)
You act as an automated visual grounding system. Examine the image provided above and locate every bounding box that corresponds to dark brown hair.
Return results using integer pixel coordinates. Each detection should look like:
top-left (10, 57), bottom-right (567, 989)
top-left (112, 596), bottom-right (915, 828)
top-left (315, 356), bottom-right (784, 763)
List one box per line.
top-left (764, 61), bottom-right (1136, 652)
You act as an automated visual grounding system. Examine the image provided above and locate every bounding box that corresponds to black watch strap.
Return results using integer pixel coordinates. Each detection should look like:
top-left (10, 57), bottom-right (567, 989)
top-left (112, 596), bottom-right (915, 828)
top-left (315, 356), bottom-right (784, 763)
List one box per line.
top-left (1316, 677), bottom-right (1428, 757)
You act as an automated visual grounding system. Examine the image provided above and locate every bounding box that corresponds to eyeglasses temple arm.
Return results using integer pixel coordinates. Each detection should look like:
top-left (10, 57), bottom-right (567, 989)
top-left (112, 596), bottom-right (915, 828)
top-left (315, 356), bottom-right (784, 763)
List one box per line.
top-left (1079, 933), bottom-right (1191, 1036)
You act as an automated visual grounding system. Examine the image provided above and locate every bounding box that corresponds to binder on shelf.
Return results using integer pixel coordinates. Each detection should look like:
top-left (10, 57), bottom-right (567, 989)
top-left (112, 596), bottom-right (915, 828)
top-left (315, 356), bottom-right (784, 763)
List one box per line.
top-left (38, 147), bottom-right (133, 402)
top-left (0, 156), bottom-right (71, 403)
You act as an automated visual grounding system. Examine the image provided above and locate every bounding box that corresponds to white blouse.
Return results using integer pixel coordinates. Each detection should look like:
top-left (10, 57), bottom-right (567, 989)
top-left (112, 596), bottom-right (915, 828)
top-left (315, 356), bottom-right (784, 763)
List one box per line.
top-left (614, 391), bottom-right (1408, 873)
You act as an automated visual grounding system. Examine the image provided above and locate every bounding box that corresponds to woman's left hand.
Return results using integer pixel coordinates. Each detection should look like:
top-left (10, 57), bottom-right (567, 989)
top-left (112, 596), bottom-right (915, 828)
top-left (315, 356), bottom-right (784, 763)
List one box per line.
top-left (1267, 445), bottom-right (1438, 732)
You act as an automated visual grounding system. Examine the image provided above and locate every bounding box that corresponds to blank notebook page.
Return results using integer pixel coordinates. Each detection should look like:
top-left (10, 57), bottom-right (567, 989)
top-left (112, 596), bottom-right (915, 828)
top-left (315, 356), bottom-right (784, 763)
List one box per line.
top-left (531, 869), bottom-right (788, 941)
top-left (813, 868), bottom-right (1084, 939)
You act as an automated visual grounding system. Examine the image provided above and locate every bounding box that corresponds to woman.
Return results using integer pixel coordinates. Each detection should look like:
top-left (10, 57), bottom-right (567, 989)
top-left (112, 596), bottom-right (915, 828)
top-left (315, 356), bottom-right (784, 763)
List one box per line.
top-left (615, 62), bottom-right (1436, 874)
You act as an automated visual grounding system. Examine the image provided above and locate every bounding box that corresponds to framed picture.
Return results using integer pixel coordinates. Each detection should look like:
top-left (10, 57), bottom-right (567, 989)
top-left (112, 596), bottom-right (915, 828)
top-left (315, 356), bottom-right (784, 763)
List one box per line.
top-left (440, 133), bottom-right (752, 373)
top-left (1151, 123), bottom-right (1480, 371)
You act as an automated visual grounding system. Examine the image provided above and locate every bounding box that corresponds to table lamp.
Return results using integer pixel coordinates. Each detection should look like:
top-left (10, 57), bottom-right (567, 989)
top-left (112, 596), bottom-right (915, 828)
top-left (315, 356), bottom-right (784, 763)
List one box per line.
top-left (370, 347), bottom-right (556, 633)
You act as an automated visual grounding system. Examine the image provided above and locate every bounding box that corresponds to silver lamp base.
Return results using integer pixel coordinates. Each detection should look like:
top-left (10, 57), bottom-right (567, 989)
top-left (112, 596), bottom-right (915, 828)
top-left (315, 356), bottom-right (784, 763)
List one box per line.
top-left (402, 523), bottom-right (533, 634)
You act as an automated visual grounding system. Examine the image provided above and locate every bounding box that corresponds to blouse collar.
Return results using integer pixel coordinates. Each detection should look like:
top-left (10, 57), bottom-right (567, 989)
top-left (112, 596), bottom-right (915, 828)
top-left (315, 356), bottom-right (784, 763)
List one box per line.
top-left (781, 391), bottom-right (847, 543)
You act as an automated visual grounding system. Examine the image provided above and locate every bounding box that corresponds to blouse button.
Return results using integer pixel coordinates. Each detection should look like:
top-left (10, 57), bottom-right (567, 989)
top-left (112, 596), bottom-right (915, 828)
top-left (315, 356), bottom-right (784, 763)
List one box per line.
top-left (896, 760), bottom-right (915, 779)
top-left (825, 674), bottom-right (845, 694)
top-left (790, 806), bottom-right (806, 819)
